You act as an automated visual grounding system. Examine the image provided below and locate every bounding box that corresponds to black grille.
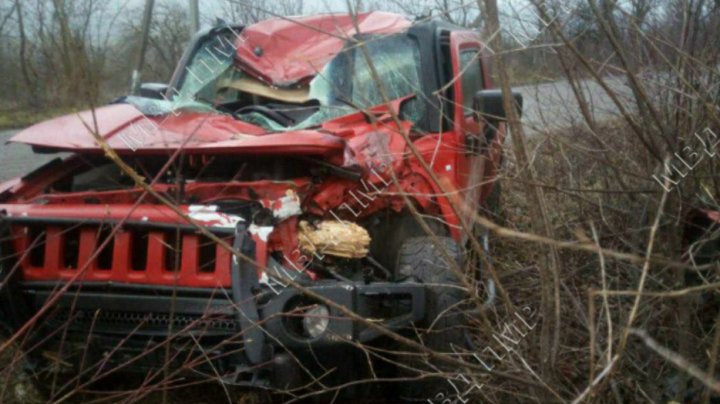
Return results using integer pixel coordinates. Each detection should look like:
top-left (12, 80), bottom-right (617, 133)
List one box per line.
top-left (51, 309), bottom-right (238, 333)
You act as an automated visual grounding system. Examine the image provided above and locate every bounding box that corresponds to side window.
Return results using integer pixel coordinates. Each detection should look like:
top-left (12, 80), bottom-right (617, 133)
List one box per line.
top-left (459, 50), bottom-right (483, 115)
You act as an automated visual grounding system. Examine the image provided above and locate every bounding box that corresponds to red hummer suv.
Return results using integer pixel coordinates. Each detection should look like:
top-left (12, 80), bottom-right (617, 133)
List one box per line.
top-left (0, 12), bottom-right (521, 401)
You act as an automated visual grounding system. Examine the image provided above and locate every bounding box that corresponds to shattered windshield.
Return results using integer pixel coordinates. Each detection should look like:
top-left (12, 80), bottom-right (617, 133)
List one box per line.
top-left (126, 33), bottom-right (425, 130)
top-left (251, 34), bottom-right (426, 130)
top-left (124, 29), bottom-right (240, 116)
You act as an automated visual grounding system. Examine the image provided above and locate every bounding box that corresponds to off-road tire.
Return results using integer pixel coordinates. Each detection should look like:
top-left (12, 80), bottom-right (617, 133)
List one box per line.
top-left (394, 236), bottom-right (468, 402)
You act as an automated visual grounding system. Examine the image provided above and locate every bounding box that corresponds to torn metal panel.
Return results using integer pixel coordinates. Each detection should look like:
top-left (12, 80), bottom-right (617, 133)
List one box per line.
top-left (249, 224), bottom-right (274, 242)
top-left (10, 106), bottom-right (346, 157)
top-left (187, 205), bottom-right (244, 229)
top-left (235, 12), bottom-right (410, 86)
top-left (272, 189), bottom-right (302, 220)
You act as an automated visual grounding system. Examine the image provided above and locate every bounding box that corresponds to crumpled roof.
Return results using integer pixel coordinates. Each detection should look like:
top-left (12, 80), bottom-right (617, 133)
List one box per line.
top-left (235, 12), bottom-right (411, 86)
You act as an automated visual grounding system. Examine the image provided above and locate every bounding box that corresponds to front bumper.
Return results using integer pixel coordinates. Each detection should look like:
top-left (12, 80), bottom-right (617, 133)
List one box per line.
top-left (19, 280), bottom-right (426, 345)
top-left (7, 280), bottom-right (426, 387)
top-left (0, 211), bottom-right (426, 388)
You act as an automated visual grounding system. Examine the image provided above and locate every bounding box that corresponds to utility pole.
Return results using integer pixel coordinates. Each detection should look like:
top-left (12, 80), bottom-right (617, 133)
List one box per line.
top-left (130, 0), bottom-right (154, 95)
top-left (189, 0), bottom-right (199, 35)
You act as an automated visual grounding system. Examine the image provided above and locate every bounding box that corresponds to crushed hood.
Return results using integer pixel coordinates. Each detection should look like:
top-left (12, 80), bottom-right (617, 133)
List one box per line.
top-left (9, 104), bottom-right (346, 157)
top-left (235, 12), bottom-right (410, 86)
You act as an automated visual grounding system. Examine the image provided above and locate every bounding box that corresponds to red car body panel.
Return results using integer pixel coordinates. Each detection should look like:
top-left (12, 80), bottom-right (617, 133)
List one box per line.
top-left (235, 12), bottom-right (411, 85)
top-left (1, 12), bottom-right (505, 288)
top-left (9, 104), bottom-right (345, 157)
top-left (3, 177), bottom-right (310, 287)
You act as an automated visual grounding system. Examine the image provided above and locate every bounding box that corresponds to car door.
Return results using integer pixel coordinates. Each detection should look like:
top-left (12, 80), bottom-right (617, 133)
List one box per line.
top-left (450, 32), bottom-right (491, 224)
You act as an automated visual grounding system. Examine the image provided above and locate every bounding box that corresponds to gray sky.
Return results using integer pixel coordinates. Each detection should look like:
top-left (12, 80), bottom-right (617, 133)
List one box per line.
top-left (125, 0), bottom-right (573, 39)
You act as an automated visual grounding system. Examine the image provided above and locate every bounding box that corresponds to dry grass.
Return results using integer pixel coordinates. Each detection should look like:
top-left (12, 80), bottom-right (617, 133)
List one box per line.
top-left (460, 118), bottom-right (719, 402)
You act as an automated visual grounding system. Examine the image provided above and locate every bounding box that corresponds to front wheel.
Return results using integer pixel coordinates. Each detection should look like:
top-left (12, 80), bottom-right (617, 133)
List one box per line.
top-left (394, 236), bottom-right (469, 402)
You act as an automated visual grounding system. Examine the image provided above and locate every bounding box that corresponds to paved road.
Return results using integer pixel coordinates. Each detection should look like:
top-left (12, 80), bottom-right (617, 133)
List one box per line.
top-left (516, 75), bottom-right (631, 135)
top-left (0, 77), bottom-right (633, 183)
top-left (0, 129), bottom-right (56, 183)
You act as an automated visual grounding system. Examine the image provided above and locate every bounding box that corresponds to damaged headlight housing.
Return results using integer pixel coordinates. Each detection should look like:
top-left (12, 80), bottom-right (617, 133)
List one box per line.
top-left (302, 304), bottom-right (330, 339)
top-left (284, 297), bottom-right (331, 340)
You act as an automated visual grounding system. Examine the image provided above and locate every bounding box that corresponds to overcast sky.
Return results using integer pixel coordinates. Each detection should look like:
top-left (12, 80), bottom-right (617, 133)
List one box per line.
top-left (120, 0), bottom-right (575, 41)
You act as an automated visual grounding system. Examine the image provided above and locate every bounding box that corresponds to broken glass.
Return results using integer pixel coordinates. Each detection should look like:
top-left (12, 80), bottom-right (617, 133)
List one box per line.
top-left (124, 32), bottom-right (425, 132)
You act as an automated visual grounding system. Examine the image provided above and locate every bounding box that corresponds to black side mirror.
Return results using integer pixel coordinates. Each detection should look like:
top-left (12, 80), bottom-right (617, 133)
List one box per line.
top-left (473, 89), bottom-right (523, 122)
top-left (139, 83), bottom-right (170, 100)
